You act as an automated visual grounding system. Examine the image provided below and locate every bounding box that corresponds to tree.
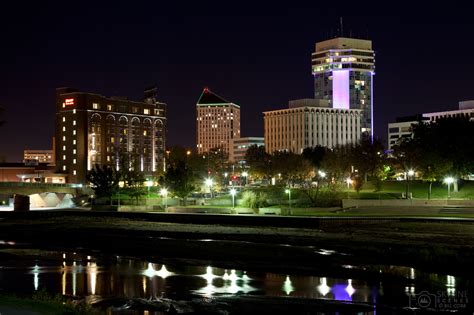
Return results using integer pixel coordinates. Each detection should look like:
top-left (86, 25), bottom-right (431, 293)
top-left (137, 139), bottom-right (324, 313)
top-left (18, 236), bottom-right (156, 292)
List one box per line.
top-left (302, 146), bottom-right (327, 168)
top-left (244, 145), bottom-right (272, 179)
top-left (272, 151), bottom-right (314, 186)
top-left (351, 136), bottom-right (385, 183)
top-left (160, 160), bottom-right (196, 203)
top-left (86, 165), bottom-right (119, 204)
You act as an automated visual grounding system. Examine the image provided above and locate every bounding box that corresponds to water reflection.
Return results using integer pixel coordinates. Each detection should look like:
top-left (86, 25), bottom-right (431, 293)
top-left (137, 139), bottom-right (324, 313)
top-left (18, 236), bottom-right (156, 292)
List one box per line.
top-left (143, 263), bottom-right (173, 279)
top-left (0, 252), bottom-right (467, 314)
top-left (33, 264), bottom-right (39, 290)
top-left (317, 277), bottom-right (331, 296)
top-left (282, 275), bottom-right (294, 295)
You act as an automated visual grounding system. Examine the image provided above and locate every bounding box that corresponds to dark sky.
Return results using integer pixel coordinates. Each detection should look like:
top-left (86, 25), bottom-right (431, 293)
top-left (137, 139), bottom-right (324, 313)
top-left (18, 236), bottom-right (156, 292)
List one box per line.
top-left (1, 2), bottom-right (474, 162)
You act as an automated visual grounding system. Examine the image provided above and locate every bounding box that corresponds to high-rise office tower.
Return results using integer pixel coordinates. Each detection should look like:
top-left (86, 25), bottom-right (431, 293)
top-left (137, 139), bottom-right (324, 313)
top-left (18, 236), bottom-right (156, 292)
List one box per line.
top-left (55, 87), bottom-right (167, 183)
top-left (196, 88), bottom-right (240, 155)
top-left (312, 37), bottom-right (375, 135)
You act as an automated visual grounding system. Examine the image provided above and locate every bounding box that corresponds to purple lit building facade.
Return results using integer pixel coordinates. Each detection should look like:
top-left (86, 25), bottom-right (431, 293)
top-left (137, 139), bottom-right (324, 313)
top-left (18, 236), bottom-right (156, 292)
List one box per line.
top-left (312, 37), bottom-right (375, 136)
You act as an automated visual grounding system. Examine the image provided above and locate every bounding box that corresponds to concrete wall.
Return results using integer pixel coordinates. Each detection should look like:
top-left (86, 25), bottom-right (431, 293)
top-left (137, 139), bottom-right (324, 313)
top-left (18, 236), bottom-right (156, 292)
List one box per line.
top-left (343, 199), bottom-right (474, 208)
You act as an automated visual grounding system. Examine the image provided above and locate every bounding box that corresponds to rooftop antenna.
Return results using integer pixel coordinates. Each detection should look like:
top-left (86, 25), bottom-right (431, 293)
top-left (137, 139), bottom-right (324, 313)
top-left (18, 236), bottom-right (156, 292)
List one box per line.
top-left (340, 17), bottom-right (344, 37)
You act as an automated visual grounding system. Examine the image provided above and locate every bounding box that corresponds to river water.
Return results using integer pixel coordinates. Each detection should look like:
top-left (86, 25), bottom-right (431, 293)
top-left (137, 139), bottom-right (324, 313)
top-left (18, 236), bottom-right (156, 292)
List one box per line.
top-left (0, 249), bottom-right (471, 314)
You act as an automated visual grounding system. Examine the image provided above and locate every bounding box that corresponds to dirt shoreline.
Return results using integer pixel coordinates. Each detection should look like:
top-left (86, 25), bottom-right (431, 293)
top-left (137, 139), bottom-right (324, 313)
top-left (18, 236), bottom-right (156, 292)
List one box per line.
top-left (0, 214), bottom-right (473, 279)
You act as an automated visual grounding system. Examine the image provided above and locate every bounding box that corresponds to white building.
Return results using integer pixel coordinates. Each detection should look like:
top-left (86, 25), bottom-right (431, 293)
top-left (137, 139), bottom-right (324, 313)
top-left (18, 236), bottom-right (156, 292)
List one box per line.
top-left (387, 101), bottom-right (474, 150)
top-left (229, 137), bottom-right (264, 163)
top-left (264, 99), bottom-right (362, 154)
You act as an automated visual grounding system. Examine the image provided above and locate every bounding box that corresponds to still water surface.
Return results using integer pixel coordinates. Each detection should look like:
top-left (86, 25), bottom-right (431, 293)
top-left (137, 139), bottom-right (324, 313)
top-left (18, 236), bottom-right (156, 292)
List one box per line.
top-left (0, 250), bottom-right (470, 314)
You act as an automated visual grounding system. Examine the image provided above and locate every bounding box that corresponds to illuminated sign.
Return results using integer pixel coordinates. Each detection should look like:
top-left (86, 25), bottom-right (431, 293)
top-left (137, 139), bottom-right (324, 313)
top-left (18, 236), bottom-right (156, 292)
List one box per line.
top-left (65, 99), bottom-right (75, 106)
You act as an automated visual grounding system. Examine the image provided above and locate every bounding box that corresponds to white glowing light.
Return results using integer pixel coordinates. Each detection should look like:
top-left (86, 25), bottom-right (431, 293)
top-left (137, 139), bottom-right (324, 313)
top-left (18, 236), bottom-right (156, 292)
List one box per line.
top-left (345, 279), bottom-right (355, 297)
top-left (283, 275), bottom-right (294, 295)
top-left (318, 277), bottom-right (331, 296)
top-left (143, 263), bottom-right (173, 279)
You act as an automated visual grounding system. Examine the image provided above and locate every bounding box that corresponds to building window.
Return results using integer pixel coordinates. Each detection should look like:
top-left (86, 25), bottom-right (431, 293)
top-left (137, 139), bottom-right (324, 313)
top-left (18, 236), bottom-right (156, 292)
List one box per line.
top-left (73, 170), bottom-right (76, 175)
top-left (73, 120), bottom-right (76, 126)
top-left (107, 105), bottom-right (113, 111)
top-left (73, 140), bottom-right (76, 145)
top-left (73, 149), bottom-right (76, 154)
top-left (62, 117), bottom-right (66, 122)
top-left (73, 109), bottom-right (76, 114)
top-left (62, 126), bottom-right (66, 132)
top-left (62, 136), bottom-right (66, 141)
top-left (73, 159), bottom-right (76, 164)
top-left (132, 107), bottom-right (139, 113)
top-left (63, 155), bottom-right (66, 160)
top-left (143, 130), bottom-right (147, 136)
top-left (73, 130), bottom-right (76, 135)
top-left (63, 145), bottom-right (66, 151)
top-left (144, 109), bottom-right (150, 115)
top-left (93, 103), bottom-right (99, 109)
top-left (63, 165), bottom-right (66, 171)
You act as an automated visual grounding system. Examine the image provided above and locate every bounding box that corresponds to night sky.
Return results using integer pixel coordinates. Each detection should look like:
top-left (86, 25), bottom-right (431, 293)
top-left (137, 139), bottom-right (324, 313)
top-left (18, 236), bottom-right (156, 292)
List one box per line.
top-left (1, 2), bottom-right (474, 162)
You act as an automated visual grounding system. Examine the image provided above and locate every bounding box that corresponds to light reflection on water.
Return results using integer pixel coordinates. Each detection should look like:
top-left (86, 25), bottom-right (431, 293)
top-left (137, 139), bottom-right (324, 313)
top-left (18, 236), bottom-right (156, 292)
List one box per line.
top-left (3, 252), bottom-right (466, 313)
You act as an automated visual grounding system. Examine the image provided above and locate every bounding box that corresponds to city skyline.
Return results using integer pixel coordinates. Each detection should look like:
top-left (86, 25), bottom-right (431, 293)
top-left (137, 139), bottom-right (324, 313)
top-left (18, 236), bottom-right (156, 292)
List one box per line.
top-left (2, 3), bottom-right (474, 161)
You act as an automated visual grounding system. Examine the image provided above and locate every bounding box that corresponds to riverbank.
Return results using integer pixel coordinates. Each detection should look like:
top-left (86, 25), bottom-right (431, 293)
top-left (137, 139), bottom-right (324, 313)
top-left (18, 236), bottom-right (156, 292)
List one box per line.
top-left (0, 212), bottom-right (473, 278)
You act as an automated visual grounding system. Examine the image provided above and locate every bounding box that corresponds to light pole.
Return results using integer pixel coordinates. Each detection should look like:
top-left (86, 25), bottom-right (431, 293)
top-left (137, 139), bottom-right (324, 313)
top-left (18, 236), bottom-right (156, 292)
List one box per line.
top-left (406, 169), bottom-right (415, 199)
top-left (318, 170), bottom-right (326, 187)
top-left (242, 171), bottom-right (248, 186)
top-left (146, 180), bottom-right (153, 196)
top-left (230, 188), bottom-right (236, 209)
top-left (444, 177), bottom-right (454, 200)
top-left (285, 188), bottom-right (291, 215)
top-left (160, 188), bottom-right (168, 211)
top-left (205, 178), bottom-right (213, 198)
top-left (346, 178), bottom-right (353, 199)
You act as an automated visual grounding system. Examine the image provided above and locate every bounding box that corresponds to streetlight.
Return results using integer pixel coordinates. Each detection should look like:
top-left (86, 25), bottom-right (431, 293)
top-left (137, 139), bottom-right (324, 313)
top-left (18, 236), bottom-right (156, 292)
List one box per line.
top-left (146, 180), bottom-right (153, 196)
top-left (205, 178), bottom-right (214, 198)
top-left (405, 169), bottom-right (415, 199)
top-left (160, 188), bottom-right (168, 211)
top-left (346, 177), bottom-right (353, 189)
top-left (242, 171), bottom-right (248, 186)
top-left (285, 188), bottom-right (292, 215)
top-left (230, 188), bottom-right (237, 209)
top-left (444, 177), bottom-right (454, 199)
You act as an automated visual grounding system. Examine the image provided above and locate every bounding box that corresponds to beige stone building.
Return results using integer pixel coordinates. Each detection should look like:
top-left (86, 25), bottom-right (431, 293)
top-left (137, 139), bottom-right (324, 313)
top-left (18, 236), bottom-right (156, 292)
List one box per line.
top-left (196, 88), bottom-right (240, 154)
top-left (264, 99), bottom-right (362, 154)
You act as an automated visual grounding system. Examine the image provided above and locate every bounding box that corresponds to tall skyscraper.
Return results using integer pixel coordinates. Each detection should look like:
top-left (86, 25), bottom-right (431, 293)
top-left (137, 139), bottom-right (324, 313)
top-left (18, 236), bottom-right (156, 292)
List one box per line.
top-left (55, 87), bottom-right (167, 183)
top-left (196, 88), bottom-right (240, 155)
top-left (312, 37), bottom-right (375, 135)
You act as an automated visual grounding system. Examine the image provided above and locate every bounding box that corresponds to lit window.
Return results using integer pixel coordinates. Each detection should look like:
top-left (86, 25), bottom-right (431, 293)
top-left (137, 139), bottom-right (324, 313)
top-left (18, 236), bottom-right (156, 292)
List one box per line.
top-left (63, 165), bottom-right (66, 171)
top-left (107, 105), bottom-right (113, 111)
top-left (144, 109), bottom-right (150, 115)
top-left (73, 140), bottom-right (76, 145)
top-left (62, 126), bottom-right (66, 132)
top-left (73, 120), bottom-right (76, 126)
top-left (73, 159), bottom-right (76, 164)
top-left (73, 170), bottom-right (76, 175)
top-left (107, 156), bottom-right (111, 162)
top-left (73, 109), bottom-right (76, 114)
top-left (143, 130), bottom-right (147, 136)
top-left (62, 103), bottom-right (65, 108)
top-left (73, 130), bottom-right (76, 135)
top-left (63, 145), bottom-right (66, 150)
top-left (63, 155), bottom-right (66, 160)
top-left (92, 103), bottom-right (99, 109)
top-left (73, 149), bottom-right (76, 154)
top-left (62, 136), bottom-right (66, 141)
top-left (62, 117), bottom-right (66, 122)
